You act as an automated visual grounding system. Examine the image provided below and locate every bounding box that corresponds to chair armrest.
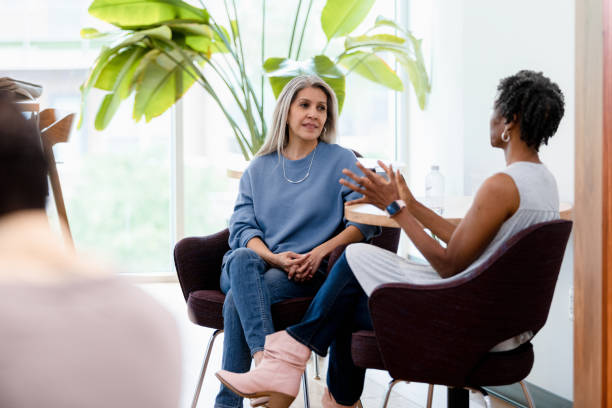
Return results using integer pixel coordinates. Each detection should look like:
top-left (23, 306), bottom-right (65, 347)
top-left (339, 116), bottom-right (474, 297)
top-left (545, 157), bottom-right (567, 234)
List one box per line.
top-left (327, 243), bottom-right (349, 274)
top-left (370, 226), bottom-right (401, 254)
top-left (174, 229), bottom-right (230, 301)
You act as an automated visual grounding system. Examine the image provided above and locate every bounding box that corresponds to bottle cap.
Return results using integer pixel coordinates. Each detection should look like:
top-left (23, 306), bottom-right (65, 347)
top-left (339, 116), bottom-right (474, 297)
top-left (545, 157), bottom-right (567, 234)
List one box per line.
top-left (431, 165), bottom-right (439, 171)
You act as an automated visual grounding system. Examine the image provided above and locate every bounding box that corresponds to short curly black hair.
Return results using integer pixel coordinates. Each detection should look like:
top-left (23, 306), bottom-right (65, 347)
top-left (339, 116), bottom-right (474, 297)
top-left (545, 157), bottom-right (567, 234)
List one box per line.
top-left (495, 70), bottom-right (565, 152)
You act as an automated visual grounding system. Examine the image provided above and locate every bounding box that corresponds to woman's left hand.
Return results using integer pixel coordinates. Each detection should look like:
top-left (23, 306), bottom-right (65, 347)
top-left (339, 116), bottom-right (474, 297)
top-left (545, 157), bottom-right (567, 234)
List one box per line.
top-left (291, 245), bottom-right (327, 282)
top-left (340, 161), bottom-right (399, 210)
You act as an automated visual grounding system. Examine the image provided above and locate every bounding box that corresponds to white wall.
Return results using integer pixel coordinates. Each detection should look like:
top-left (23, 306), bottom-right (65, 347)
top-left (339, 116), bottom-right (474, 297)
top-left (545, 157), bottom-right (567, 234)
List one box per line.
top-left (403, 0), bottom-right (575, 401)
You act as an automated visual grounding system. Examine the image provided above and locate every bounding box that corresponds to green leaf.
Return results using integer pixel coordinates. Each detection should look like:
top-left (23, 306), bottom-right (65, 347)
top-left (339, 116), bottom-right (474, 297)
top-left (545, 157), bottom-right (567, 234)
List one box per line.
top-left (369, 38), bottom-right (430, 109)
top-left (373, 15), bottom-right (406, 34)
top-left (79, 45), bottom-right (122, 128)
top-left (403, 33), bottom-right (430, 109)
top-left (132, 49), bottom-right (197, 122)
top-left (230, 20), bottom-right (238, 40)
top-left (402, 59), bottom-right (428, 109)
top-left (94, 47), bottom-right (147, 130)
top-left (88, 0), bottom-right (208, 28)
top-left (166, 22), bottom-right (213, 37)
top-left (117, 25), bottom-right (173, 47)
top-left (321, 0), bottom-right (375, 41)
top-left (264, 55), bottom-right (346, 112)
top-left (345, 34), bottom-right (405, 51)
top-left (339, 51), bottom-right (403, 91)
top-left (81, 27), bottom-right (105, 39)
top-left (185, 26), bottom-right (230, 54)
top-left (94, 46), bottom-right (141, 91)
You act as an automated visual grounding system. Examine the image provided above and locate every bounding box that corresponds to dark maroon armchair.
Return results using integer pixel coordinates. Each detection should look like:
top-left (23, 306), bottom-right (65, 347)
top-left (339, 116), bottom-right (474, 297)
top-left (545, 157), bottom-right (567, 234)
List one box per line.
top-left (174, 226), bottom-right (400, 408)
top-left (351, 219), bottom-right (572, 408)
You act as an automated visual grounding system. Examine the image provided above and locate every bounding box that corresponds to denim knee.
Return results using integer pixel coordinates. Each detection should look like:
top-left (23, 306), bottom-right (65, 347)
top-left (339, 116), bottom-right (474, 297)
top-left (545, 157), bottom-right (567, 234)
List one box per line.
top-left (221, 247), bottom-right (265, 293)
top-left (224, 247), bottom-right (260, 270)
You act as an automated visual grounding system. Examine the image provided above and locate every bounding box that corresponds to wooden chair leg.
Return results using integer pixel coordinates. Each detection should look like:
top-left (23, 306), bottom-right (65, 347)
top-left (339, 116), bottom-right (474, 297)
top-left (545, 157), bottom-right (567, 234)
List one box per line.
top-left (520, 381), bottom-right (536, 408)
top-left (426, 384), bottom-right (434, 408)
top-left (380, 379), bottom-right (401, 408)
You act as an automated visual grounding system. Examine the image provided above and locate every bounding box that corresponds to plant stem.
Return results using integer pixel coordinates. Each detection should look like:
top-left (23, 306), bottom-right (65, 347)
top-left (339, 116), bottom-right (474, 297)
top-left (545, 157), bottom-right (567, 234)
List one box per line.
top-left (288, 0), bottom-right (303, 58)
top-left (261, 0), bottom-right (265, 115)
top-left (295, 0), bottom-right (313, 60)
top-left (322, 39), bottom-right (330, 54)
top-left (230, 0), bottom-right (258, 148)
top-left (154, 38), bottom-right (253, 159)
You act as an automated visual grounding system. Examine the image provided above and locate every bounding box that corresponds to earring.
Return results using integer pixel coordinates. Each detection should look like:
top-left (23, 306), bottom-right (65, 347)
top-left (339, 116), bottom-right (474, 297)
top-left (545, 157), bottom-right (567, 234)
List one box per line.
top-left (501, 130), bottom-right (510, 143)
top-left (321, 127), bottom-right (327, 138)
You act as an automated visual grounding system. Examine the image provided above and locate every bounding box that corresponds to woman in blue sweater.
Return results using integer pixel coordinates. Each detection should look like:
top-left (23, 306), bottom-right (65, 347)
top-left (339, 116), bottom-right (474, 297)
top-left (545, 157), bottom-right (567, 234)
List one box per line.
top-left (215, 75), bottom-right (378, 408)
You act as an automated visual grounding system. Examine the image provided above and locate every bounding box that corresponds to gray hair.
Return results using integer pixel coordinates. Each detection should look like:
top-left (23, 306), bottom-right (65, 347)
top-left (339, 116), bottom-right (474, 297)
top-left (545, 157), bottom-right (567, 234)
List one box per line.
top-left (256, 75), bottom-right (338, 157)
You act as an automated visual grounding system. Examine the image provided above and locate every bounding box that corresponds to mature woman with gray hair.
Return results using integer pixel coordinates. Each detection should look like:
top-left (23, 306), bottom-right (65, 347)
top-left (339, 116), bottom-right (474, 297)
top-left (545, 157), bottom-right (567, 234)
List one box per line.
top-left (215, 75), bottom-right (378, 408)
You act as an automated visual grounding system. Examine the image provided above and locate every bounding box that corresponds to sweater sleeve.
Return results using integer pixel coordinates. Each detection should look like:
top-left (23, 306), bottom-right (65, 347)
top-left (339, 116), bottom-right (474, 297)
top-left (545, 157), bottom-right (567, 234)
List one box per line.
top-left (228, 169), bottom-right (265, 249)
top-left (341, 153), bottom-right (381, 241)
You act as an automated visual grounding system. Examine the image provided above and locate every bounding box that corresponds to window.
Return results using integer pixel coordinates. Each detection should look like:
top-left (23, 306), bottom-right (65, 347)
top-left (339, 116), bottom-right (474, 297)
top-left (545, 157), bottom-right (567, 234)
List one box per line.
top-left (2, 0), bottom-right (406, 278)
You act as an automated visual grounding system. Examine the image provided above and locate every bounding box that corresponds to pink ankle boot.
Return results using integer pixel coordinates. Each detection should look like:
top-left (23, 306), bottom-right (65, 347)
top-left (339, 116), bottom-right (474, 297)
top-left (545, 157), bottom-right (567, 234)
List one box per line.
top-left (216, 330), bottom-right (310, 408)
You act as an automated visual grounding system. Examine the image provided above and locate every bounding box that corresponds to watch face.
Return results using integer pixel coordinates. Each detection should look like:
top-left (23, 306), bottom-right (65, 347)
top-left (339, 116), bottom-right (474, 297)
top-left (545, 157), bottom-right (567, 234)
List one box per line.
top-left (386, 201), bottom-right (400, 215)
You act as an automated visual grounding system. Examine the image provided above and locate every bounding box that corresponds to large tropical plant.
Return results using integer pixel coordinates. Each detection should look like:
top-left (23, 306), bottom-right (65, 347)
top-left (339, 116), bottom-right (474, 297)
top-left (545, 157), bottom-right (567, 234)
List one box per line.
top-left (80, 0), bottom-right (430, 160)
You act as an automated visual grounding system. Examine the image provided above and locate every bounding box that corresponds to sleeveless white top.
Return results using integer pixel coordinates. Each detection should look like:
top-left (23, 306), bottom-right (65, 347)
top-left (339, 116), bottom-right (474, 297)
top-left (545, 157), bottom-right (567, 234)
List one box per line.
top-left (346, 162), bottom-right (560, 351)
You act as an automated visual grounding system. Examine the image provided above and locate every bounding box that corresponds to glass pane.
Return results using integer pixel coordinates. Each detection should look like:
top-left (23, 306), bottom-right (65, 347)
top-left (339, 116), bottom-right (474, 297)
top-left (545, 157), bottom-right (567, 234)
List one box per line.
top-left (2, 1), bottom-right (173, 274)
top-left (183, 0), bottom-right (399, 236)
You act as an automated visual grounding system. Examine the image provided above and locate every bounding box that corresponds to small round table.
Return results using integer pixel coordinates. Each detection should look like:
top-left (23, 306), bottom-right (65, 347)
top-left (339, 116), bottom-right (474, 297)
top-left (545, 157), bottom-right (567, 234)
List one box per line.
top-left (345, 197), bottom-right (573, 227)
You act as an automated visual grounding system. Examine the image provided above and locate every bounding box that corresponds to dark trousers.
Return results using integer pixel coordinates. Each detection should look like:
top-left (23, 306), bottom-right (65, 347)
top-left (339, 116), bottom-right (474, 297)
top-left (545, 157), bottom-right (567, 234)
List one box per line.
top-left (287, 252), bottom-right (372, 405)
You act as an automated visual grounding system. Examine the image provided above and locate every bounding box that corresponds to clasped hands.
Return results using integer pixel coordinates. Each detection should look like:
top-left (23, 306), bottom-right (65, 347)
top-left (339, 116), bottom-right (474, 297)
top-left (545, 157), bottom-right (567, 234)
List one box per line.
top-left (270, 246), bottom-right (326, 283)
top-left (340, 160), bottom-right (415, 212)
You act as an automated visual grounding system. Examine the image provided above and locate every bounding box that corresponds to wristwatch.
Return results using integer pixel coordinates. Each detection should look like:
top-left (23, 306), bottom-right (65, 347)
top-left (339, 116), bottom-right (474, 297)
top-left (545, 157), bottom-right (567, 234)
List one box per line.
top-left (385, 200), bottom-right (406, 217)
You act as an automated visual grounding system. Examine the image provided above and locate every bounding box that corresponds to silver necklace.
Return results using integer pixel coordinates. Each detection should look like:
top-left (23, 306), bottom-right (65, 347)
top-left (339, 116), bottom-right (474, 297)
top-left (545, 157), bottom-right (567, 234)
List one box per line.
top-left (282, 144), bottom-right (318, 184)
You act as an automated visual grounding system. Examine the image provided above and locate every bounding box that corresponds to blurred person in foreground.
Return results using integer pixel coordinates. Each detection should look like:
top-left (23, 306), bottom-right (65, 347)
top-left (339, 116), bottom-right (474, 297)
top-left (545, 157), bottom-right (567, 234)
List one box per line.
top-left (0, 95), bottom-right (182, 408)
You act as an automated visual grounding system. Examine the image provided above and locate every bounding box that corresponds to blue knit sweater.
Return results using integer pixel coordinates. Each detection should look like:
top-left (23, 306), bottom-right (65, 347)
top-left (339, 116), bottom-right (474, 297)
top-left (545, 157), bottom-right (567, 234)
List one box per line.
top-left (228, 142), bottom-right (380, 254)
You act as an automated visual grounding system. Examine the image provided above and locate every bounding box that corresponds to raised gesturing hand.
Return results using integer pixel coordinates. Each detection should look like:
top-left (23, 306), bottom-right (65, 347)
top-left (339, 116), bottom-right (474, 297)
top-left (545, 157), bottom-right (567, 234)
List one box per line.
top-left (340, 161), bottom-right (400, 210)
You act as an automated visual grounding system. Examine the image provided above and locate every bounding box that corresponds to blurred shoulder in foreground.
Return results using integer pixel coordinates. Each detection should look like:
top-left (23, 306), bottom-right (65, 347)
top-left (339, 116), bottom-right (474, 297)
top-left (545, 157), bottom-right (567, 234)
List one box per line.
top-left (0, 94), bottom-right (181, 408)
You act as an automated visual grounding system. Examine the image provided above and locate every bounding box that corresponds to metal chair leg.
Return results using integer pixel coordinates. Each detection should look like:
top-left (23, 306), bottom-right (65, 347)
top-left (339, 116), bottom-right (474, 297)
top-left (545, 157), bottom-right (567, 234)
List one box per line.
top-left (302, 366), bottom-right (311, 408)
top-left (520, 381), bottom-right (536, 408)
top-left (313, 353), bottom-right (320, 379)
top-left (191, 329), bottom-right (222, 408)
top-left (426, 384), bottom-right (434, 408)
top-left (380, 379), bottom-right (401, 408)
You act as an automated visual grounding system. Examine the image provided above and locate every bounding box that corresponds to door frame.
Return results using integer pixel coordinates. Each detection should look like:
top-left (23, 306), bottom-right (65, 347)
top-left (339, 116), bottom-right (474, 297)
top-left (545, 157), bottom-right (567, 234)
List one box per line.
top-left (574, 0), bottom-right (611, 406)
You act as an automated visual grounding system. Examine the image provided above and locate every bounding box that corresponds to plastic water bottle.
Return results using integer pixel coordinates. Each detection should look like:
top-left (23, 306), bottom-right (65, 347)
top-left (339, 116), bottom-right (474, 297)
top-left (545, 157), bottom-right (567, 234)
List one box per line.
top-left (425, 165), bottom-right (444, 215)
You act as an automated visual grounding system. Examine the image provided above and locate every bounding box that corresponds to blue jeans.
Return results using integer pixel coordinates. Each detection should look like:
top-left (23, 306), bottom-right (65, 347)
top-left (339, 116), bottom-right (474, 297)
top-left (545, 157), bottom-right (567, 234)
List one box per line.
top-left (287, 252), bottom-right (372, 406)
top-left (215, 247), bottom-right (325, 408)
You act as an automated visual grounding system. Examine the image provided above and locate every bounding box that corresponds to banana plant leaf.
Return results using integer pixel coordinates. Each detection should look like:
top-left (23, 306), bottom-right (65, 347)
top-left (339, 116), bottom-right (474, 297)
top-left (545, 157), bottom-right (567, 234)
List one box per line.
top-left (339, 51), bottom-right (403, 91)
top-left (321, 0), bottom-right (375, 41)
top-left (95, 47), bottom-right (147, 130)
top-left (133, 49), bottom-right (198, 122)
top-left (88, 0), bottom-right (208, 29)
top-left (372, 15), bottom-right (406, 34)
top-left (344, 33), bottom-right (406, 51)
top-left (264, 55), bottom-right (346, 112)
top-left (185, 26), bottom-right (231, 55)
